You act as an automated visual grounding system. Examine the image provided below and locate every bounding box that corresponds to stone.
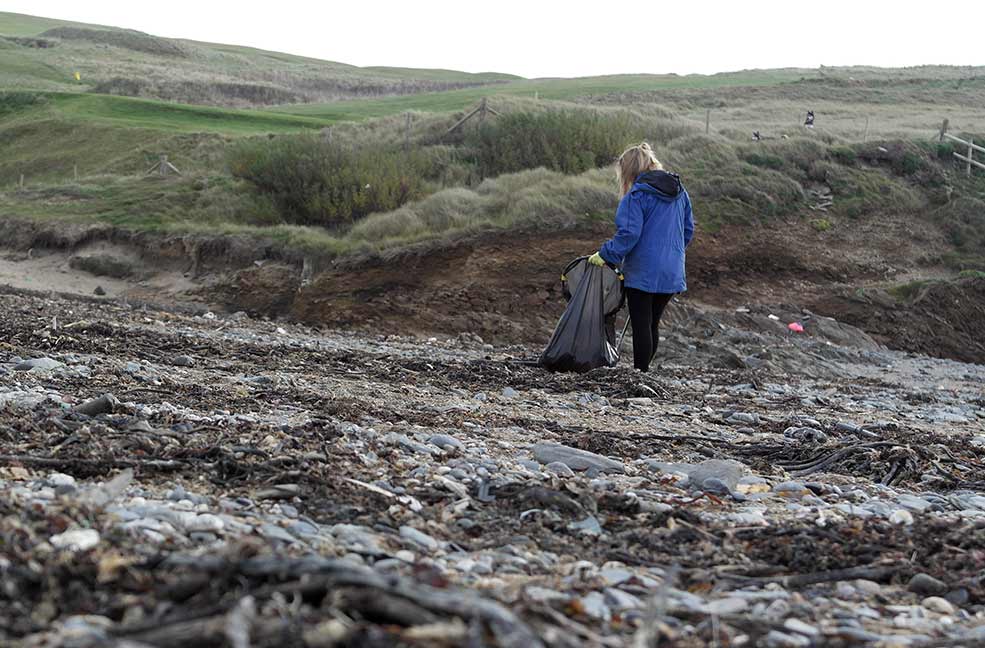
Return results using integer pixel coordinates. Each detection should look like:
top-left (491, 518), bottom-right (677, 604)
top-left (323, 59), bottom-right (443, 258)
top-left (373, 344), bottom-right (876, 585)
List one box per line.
top-left (783, 618), bottom-right (820, 637)
top-left (570, 516), bottom-right (603, 536)
top-left (47, 473), bottom-right (77, 488)
top-left (687, 459), bottom-right (748, 491)
top-left (702, 597), bottom-right (748, 615)
top-left (14, 357), bottom-right (63, 372)
top-left (400, 526), bottom-right (440, 551)
top-left (783, 426), bottom-right (828, 444)
top-left (172, 355), bottom-right (195, 367)
top-left (604, 587), bottom-right (643, 610)
top-left (186, 514), bottom-right (224, 533)
top-left (579, 591), bottom-right (610, 619)
top-left (531, 443), bottom-right (624, 474)
top-left (773, 481), bottom-right (810, 498)
top-left (256, 484), bottom-right (300, 500)
top-left (427, 434), bottom-right (462, 451)
top-left (501, 387), bottom-right (518, 398)
top-left (889, 509), bottom-right (914, 526)
top-left (765, 630), bottom-right (810, 647)
top-left (726, 412), bottom-right (759, 426)
top-left (51, 529), bottom-right (100, 552)
top-left (908, 573), bottom-right (948, 596)
top-left (545, 461), bottom-right (575, 477)
top-left (921, 596), bottom-right (955, 615)
top-left (260, 524), bottom-right (298, 544)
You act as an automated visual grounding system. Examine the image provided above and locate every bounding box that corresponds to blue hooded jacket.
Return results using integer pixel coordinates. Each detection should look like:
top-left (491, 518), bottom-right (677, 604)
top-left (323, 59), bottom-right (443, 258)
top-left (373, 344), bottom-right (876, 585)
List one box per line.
top-left (599, 170), bottom-right (694, 294)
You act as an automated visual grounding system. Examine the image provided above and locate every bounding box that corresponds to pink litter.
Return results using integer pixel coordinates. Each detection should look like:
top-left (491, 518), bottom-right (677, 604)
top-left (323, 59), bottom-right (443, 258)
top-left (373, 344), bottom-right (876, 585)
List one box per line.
top-left (788, 322), bottom-right (804, 333)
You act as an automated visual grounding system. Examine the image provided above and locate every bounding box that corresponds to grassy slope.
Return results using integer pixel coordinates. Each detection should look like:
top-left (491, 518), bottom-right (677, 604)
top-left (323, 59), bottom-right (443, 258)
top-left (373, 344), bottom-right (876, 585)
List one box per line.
top-left (0, 11), bottom-right (120, 36)
top-left (0, 11), bottom-right (522, 104)
top-left (270, 70), bottom-right (808, 121)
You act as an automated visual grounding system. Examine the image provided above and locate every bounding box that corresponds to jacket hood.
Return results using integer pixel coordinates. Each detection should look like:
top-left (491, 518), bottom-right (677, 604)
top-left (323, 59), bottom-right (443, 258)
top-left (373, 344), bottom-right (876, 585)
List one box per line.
top-left (633, 170), bottom-right (683, 200)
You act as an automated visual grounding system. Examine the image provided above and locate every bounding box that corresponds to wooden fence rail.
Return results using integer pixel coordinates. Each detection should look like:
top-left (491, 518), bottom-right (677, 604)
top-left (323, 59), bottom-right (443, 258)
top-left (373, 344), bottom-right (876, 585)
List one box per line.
top-left (939, 120), bottom-right (984, 177)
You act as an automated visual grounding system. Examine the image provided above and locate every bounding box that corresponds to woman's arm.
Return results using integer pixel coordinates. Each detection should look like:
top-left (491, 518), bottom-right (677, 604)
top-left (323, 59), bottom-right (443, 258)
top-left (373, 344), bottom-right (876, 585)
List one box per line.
top-left (599, 194), bottom-right (644, 265)
top-left (683, 190), bottom-right (695, 248)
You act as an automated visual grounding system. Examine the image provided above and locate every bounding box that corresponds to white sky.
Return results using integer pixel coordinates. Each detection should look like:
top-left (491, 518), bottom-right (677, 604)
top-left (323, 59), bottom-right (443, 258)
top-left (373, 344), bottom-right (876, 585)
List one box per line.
top-left (6, 1), bottom-right (985, 78)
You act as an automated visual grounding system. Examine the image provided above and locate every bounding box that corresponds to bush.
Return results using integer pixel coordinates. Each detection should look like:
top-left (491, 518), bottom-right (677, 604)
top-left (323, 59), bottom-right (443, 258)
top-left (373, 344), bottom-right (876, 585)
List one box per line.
top-left (0, 91), bottom-right (46, 116)
top-left (466, 109), bottom-right (645, 177)
top-left (936, 196), bottom-right (985, 251)
top-left (228, 134), bottom-right (440, 227)
top-left (830, 146), bottom-right (857, 165)
top-left (811, 218), bottom-right (833, 232)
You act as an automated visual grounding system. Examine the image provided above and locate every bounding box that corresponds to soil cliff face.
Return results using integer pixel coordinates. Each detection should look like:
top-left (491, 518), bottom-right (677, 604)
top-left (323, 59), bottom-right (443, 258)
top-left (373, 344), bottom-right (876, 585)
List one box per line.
top-left (3, 214), bottom-right (984, 365)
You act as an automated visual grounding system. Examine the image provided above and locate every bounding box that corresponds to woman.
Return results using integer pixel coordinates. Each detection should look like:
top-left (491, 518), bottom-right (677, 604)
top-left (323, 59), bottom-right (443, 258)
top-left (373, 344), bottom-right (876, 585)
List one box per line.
top-left (588, 142), bottom-right (694, 372)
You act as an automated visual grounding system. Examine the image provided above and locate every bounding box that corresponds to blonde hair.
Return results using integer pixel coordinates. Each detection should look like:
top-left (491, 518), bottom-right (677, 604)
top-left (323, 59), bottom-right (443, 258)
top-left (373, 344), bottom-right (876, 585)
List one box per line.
top-left (617, 142), bottom-right (663, 196)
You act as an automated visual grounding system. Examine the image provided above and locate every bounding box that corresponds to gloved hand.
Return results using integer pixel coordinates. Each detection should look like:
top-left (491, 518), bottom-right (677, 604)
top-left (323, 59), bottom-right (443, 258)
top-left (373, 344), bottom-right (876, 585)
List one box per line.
top-left (587, 252), bottom-right (605, 267)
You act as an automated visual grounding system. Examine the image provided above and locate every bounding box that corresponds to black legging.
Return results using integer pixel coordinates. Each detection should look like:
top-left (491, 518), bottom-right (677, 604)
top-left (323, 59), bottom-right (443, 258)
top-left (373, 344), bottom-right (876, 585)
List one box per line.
top-left (626, 288), bottom-right (674, 372)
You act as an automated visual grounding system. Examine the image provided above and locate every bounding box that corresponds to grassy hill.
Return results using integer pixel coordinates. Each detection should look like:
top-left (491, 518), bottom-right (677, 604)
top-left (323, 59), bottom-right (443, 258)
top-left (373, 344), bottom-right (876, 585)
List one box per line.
top-left (1, 10), bottom-right (985, 282)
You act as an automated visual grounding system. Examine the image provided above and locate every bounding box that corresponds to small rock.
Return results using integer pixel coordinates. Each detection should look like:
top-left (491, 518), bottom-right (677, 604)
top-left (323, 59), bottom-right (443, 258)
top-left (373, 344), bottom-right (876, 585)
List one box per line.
top-left (570, 516), bottom-right (603, 536)
top-left (703, 598), bottom-right (748, 615)
top-left (579, 591), bottom-right (610, 619)
top-left (784, 426), bottom-right (828, 444)
top-left (260, 524), bottom-right (298, 544)
top-left (773, 481), bottom-right (810, 498)
top-left (726, 412), bottom-right (759, 426)
top-left (765, 630), bottom-right (810, 647)
top-left (908, 573), bottom-right (948, 596)
top-left (50, 529), bottom-right (100, 552)
top-left (256, 484), bottom-right (300, 500)
top-left (783, 618), bottom-right (820, 637)
top-left (172, 355), bottom-right (195, 367)
top-left (889, 509), bottom-right (914, 526)
top-left (501, 387), bottom-right (518, 398)
top-left (922, 596), bottom-right (955, 614)
top-left (14, 357), bottom-right (63, 372)
top-left (186, 514), bottom-right (224, 533)
top-left (93, 286), bottom-right (106, 296)
top-left (604, 587), bottom-right (643, 610)
top-left (687, 459), bottom-right (748, 491)
top-left (531, 443), bottom-right (624, 474)
top-left (427, 434), bottom-right (463, 451)
top-left (545, 461), bottom-right (575, 477)
top-left (47, 473), bottom-right (77, 488)
top-left (400, 526), bottom-right (439, 551)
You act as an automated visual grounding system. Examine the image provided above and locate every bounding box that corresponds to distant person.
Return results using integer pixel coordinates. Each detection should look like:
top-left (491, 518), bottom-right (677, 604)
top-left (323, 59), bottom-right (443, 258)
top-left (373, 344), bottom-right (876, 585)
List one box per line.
top-left (805, 110), bottom-right (815, 128)
top-left (753, 130), bottom-right (762, 141)
top-left (587, 142), bottom-right (694, 372)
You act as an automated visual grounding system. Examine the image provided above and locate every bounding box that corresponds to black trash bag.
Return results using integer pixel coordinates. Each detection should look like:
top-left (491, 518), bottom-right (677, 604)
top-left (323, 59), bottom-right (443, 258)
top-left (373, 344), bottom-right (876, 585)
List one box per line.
top-left (540, 262), bottom-right (619, 373)
top-left (561, 256), bottom-right (625, 346)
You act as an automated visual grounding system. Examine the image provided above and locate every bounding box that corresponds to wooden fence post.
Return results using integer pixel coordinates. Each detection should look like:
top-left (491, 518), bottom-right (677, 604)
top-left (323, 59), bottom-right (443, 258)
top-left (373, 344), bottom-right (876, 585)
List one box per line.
top-left (19, 173), bottom-right (24, 189)
top-left (968, 138), bottom-right (974, 177)
top-left (862, 117), bottom-right (869, 142)
top-left (705, 109), bottom-right (710, 134)
top-left (940, 119), bottom-right (949, 142)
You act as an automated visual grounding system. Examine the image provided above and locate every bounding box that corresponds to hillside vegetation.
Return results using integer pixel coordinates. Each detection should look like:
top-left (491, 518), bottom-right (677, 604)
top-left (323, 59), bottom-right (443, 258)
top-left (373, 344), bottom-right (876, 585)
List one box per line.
top-left (0, 11), bottom-right (517, 106)
top-left (2, 11), bottom-right (985, 282)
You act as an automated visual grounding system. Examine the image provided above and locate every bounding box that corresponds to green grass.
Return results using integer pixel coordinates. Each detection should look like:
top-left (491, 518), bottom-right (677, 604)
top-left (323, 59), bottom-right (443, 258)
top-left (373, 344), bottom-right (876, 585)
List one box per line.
top-left (269, 70), bottom-right (807, 122)
top-left (0, 11), bottom-right (120, 37)
top-left (48, 93), bottom-right (333, 133)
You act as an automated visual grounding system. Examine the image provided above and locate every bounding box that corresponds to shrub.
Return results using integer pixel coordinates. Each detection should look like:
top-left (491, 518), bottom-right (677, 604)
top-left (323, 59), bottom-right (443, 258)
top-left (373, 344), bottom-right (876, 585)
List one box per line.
top-left (0, 91), bottom-right (46, 116)
top-left (466, 109), bottom-right (645, 177)
top-left (228, 134), bottom-right (439, 227)
top-left (811, 218), bottom-right (833, 232)
top-left (830, 146), bottom-right (857, 165)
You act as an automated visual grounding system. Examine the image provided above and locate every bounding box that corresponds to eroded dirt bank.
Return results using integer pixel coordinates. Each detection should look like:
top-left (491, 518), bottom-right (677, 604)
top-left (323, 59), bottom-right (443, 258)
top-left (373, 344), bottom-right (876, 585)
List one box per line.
top-left (1, 287), bottom-right (984, 647)
top-left (2, 216), bottom-right (983, 365)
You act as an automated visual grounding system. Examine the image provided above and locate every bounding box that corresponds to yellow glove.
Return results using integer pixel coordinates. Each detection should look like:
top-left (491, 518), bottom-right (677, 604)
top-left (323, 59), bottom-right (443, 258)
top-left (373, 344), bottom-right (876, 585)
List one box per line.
top-left (587, 252), bottom-right (605, 267)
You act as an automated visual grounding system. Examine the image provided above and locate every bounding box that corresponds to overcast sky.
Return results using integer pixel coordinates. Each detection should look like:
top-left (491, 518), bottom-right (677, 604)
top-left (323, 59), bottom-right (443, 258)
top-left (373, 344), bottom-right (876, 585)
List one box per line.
top-left (7, 1), bottom-right (985, 78)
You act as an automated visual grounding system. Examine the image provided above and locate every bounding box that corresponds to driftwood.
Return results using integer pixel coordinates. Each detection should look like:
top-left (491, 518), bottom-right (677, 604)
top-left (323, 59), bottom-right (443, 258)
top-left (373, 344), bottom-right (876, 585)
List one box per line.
top-left (116, 556), bottom-right (545, 648)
